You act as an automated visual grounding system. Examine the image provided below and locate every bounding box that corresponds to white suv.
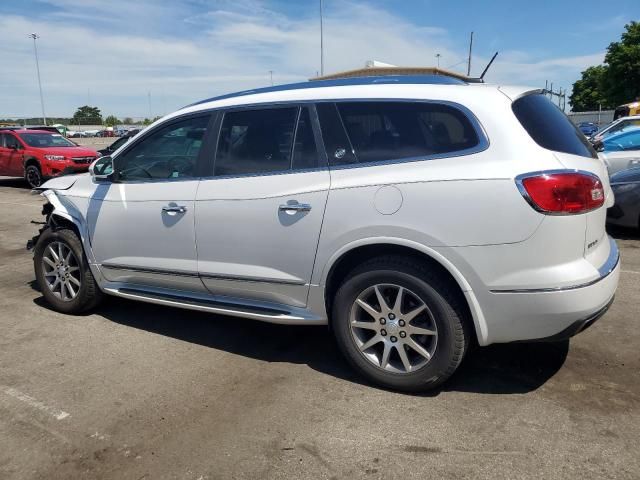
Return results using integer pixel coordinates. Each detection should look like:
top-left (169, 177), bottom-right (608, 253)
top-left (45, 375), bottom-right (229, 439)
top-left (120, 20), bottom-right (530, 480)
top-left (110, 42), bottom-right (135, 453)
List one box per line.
top-left (30, 75), bottom-right (620, 391)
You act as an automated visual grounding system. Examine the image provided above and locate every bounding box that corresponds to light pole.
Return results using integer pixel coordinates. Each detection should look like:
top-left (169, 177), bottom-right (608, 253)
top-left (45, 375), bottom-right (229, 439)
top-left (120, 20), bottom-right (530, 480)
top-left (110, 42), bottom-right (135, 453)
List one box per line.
top-left (435, 53), bottom-right (441, 68)
top-left (319, 0), bottom-right (324, 76)
top-left (269, 70), bottom-right (273, 86)
top-left (29, 33), bottom-right (47, 125)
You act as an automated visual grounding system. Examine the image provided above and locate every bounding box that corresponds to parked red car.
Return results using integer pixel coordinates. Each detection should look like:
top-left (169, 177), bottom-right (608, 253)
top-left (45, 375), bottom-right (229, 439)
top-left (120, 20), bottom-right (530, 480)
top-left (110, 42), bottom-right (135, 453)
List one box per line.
top-left (0, 128), bottom-right (98, 188)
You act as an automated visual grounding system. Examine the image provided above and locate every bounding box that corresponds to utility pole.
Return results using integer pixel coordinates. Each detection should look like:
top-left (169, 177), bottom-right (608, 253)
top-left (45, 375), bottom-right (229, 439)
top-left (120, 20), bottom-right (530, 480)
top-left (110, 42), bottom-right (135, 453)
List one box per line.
top-left (467, 31), bottom-right (473, 76)
top-left (435, 53), bottom-right (441, 68)
top-left (269, 70), bottom-right (274, 86)
top-left (319, 0), bottom-right (324, 76)
top-left (29, 33), bottom-right (47, 125)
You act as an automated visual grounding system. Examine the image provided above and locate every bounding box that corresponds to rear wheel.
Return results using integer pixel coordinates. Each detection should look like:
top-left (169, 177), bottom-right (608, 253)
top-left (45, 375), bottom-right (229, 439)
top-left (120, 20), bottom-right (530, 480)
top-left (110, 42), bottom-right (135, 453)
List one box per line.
top-left (34, 228), bottom-right (103, 314)
top-left (332, 256), bottom-right (470, 392)
top-left (25, 164), bottom-right (43, 188)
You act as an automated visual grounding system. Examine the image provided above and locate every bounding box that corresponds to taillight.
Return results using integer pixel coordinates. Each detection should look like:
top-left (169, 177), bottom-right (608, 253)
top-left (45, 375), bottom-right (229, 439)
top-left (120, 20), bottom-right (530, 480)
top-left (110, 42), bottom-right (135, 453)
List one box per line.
top-left (517, 171), bottom-right (605, 214)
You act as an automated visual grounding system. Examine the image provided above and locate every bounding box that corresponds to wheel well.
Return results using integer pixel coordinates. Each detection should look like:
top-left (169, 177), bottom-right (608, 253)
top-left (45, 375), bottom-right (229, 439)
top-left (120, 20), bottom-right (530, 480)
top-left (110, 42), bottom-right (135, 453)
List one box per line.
top-left (50, 214), bottom-right (81, 239)
top-left (324, 244), bottom-right (476, 341)
top-left (24, 157), bottom-right (40, 170)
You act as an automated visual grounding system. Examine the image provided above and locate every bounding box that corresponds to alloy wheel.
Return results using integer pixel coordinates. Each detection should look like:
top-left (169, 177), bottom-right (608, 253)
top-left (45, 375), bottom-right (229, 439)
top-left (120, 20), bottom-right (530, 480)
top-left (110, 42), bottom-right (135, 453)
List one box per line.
top-left (26, 167), bottom-right (42, 188)
top-left (349, 283), bottom-right (438, 373)
top-left (41, 241), bottom-right (81, 301)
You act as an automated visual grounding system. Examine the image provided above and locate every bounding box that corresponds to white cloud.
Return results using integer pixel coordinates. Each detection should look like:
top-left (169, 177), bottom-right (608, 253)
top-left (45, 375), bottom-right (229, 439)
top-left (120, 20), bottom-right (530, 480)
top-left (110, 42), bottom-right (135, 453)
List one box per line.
top-left (0, 0), bottom-right (605, 118)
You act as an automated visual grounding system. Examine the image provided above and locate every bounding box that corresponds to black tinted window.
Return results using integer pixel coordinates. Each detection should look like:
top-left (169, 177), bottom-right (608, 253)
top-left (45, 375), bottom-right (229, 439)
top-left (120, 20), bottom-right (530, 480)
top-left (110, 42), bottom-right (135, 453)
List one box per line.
top-left (292, 108), bottom-right (319, 170)
top-left (512, 94), bottom-right (597, 159)
top-left (4, 133), bottom-right (21, 149)
top-left (215, 107), bottom-right (297, 176)
top-left (116, 115), bottom-right (209, 180)
top-left (333, 102), bottom-right (479, 165)
top-left (316, 102), bottom-right (357, 165)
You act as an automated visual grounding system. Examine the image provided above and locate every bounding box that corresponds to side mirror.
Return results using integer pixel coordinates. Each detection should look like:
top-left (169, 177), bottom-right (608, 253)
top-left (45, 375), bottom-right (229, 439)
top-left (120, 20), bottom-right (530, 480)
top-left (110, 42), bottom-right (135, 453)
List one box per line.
top-left (89, 156), bottom-right (114, 181)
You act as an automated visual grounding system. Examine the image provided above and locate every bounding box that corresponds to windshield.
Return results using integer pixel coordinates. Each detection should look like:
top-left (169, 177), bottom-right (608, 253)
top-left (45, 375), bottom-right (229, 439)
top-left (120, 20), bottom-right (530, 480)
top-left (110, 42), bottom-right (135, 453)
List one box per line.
top-left (602, 128), bottom-right (640, 152)
top-left (18, 132), bottom-right (76, 148)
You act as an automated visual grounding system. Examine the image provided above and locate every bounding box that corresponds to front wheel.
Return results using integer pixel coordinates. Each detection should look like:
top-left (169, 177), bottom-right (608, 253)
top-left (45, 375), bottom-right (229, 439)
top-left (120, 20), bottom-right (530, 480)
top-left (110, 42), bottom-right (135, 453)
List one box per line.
top-left (34, 228), bottom-right (103, 314)
top-left (25, 164), bottom-right (43, 188)
top-left (332, 256), bottom-right (470, 392)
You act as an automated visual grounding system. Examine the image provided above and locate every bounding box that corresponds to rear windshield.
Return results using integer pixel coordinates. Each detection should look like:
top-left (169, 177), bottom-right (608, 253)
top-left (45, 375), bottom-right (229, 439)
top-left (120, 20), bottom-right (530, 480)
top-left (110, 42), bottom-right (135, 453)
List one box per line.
top-left (512, 94), bottom-right (597, 159)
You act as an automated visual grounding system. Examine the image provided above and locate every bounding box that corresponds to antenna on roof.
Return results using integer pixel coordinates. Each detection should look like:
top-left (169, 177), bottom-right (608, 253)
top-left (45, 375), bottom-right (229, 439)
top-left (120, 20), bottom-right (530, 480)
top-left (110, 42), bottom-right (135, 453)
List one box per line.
top-left (479, 52), bottom-right (498, 80)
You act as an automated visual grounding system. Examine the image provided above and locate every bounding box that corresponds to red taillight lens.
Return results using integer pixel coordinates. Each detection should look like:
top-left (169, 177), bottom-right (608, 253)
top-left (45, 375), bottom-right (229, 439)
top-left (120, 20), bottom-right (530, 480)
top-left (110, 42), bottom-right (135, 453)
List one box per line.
top-left (519, 172), bottom-right (604, 214)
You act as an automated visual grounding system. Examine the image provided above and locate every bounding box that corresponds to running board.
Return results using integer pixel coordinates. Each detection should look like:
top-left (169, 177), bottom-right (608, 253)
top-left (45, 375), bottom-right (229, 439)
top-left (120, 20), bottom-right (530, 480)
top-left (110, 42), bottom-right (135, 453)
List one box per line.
top-left (103, 286), bottom-right (326, 325)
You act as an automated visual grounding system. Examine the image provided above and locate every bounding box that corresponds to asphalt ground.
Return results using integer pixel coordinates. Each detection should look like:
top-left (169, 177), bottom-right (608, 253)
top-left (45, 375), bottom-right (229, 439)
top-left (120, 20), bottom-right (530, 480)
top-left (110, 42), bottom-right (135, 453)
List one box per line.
top-left (0, 176), bottom-right (638, 479)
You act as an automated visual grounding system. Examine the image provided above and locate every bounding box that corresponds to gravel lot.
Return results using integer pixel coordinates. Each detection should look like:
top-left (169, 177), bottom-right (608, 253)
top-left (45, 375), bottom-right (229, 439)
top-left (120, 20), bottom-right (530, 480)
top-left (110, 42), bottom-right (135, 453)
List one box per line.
top-left (0, 176), bottom-right (638, 479)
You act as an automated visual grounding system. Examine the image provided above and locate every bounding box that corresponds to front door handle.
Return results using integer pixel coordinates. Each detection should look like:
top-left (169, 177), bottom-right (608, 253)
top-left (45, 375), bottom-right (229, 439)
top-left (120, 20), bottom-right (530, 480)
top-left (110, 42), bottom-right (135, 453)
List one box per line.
top-left (162, 205), bottom-right (187, 214)
top-left (279, 203), bottom-right (312, 213)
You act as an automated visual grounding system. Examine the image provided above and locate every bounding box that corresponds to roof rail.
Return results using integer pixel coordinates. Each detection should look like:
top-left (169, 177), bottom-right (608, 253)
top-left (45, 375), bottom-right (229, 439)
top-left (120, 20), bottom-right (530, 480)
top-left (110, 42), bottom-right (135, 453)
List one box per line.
top-left (186, 73), bottom-right (469, 108)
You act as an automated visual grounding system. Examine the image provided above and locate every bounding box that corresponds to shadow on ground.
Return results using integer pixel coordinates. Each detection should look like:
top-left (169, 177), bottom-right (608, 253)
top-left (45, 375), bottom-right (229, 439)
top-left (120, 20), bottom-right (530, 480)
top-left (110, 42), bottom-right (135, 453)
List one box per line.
top-left (0, 177), bottom-right (29, 189)
top-left (33, 293), bottom-right (568, 396)
top-left (608, 225), bottom-right (640, 241)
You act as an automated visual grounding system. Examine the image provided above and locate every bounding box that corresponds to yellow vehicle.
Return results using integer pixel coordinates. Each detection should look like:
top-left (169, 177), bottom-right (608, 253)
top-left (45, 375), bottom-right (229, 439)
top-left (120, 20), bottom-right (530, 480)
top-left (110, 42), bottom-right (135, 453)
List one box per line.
top-left (614, 101), bottom-right (640, 120)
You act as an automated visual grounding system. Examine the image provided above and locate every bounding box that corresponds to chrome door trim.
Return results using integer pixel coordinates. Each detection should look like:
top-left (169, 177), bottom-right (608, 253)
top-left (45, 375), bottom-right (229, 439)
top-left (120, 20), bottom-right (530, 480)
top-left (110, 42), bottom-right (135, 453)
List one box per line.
top-left (101, 263), bottom-right (306, 286)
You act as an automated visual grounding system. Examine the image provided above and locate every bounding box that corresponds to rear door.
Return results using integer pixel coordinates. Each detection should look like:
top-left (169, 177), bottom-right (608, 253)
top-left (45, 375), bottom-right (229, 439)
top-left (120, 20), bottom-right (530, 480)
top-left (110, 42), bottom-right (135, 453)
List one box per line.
top-left (195, 105), bottom-right (329, 307)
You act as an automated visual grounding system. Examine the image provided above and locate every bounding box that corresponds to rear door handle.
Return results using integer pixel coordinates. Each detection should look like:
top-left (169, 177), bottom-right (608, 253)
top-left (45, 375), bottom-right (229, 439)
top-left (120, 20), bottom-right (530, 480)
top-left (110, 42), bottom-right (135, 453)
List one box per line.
top-left (279, 203), bottom-right (312, 213)
top-left (162, 205), bottom-right (187, 214)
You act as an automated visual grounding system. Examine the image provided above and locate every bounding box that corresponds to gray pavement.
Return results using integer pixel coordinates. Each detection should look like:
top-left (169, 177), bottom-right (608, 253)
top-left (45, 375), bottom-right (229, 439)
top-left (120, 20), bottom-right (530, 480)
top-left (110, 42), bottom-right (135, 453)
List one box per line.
top-left (0, 176), bottom-right (638, 479)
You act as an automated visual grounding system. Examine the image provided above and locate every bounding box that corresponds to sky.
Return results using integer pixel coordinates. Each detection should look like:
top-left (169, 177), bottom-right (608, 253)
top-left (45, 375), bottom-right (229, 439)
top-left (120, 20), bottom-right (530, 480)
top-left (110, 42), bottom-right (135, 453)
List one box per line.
top-left (0, 0), bottom-right (637, 119)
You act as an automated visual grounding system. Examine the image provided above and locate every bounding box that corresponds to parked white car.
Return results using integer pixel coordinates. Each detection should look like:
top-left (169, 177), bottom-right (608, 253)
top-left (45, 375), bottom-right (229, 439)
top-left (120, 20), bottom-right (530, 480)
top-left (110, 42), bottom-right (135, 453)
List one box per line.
top-left (29, 75), bottom-right (620, 391)
top-left (598, 127), bottom-right (640, 175)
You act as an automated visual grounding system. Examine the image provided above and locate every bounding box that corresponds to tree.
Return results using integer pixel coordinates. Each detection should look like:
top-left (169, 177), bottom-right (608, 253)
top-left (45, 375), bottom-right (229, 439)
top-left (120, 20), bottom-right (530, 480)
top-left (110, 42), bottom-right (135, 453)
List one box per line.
top-left (142, 118), bottom-right (151, 126)
top-left (570, 21), bottom-right (640, 111)
top-left (72, 106), bottom-right (102, 124)
top-left (603, 21), bottom-right (640, 107)
top-left (122, 117), bottom-right (133, 125)
top-left (569, 66), bottom-right (610, 111)
top-left (104, 115), bottom-right (120, 127)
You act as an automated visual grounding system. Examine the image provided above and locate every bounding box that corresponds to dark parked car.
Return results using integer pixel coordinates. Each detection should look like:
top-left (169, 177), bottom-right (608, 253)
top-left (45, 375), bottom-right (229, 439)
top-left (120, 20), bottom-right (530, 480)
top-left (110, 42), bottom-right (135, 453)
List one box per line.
top-left (607, 167), bottom-right (640, 230)
top-left (578, 122), bottom-right (599, 136)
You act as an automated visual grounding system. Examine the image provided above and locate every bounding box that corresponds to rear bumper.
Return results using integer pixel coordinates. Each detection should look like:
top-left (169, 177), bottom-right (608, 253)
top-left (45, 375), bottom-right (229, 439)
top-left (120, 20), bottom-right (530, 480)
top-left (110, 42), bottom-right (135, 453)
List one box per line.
top-left (480, 237), bottom-right (620, 344)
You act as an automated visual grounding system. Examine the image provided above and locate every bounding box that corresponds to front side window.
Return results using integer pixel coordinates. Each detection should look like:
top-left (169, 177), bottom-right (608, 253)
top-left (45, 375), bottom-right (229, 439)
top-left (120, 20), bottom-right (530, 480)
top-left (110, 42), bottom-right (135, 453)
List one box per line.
top-left (115, 115), bottom-right (209, 180)
top-left (323, 101), bottom-right (480, 166)
top-left (3, 133), bottom-right (21, 149)
top-left (18, 132), bottom-right (74, 148)
top-left (215, 107), bottom-right (298, 176)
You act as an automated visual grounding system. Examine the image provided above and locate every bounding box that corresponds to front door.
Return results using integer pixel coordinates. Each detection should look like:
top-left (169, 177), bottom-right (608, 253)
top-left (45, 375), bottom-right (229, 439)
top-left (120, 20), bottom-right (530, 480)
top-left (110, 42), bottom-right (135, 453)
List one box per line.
top-left (89, 113), bottom-right (213, 292)
top-left (0, 133), bottom-right (24, 176)
top-left (195, 105), bottom-right (329, 307)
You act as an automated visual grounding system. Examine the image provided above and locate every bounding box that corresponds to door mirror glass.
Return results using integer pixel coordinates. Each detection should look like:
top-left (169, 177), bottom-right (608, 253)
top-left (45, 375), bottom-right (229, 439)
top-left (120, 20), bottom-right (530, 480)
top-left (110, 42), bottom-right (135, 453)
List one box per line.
top-left (89, 156), bottom-right (113, 180)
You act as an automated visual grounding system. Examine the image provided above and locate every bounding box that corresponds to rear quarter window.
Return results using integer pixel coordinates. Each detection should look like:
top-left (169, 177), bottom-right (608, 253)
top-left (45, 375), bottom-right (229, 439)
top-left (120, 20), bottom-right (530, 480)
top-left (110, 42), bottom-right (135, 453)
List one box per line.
top-left (512, 94), bottom-right (597, 159)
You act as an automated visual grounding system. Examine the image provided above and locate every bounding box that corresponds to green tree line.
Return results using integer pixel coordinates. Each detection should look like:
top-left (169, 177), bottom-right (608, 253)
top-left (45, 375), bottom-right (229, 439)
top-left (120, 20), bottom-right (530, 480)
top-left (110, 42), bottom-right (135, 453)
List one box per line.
top-left (571, 21), bottom-right (640, 112)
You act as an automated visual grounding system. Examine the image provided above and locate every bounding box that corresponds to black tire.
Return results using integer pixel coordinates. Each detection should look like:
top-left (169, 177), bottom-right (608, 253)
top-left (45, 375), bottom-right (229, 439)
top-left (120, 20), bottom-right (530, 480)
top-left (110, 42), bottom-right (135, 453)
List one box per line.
top-left (25, 164), bottom-right (43, 188)
top-left (332, 256), bottom-right (470, 392)
top-left (34, 227), bottom-right (103, 314)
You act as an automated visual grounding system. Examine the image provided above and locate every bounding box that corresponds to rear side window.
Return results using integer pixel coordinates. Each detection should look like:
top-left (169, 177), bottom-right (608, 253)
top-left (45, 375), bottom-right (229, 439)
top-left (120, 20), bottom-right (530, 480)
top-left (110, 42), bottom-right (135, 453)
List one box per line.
top-left (323, 101), bottom-right (479, 166)
top-left (512, 94), bottom-right (597, 159)
top-left (215, 107), bottom-right (298, 176)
